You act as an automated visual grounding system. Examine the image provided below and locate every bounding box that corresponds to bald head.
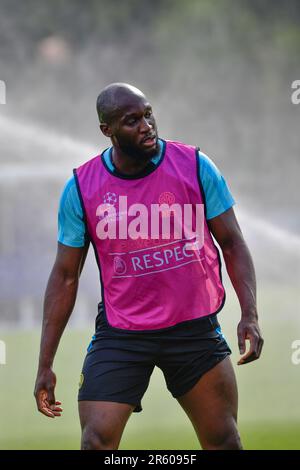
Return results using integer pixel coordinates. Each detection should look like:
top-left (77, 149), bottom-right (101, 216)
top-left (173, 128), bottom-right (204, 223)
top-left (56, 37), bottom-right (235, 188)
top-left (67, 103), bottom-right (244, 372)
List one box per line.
top-left (96, 82), bottom-right (158, 161)
top-left (96, 83), bottom-right (147, 124)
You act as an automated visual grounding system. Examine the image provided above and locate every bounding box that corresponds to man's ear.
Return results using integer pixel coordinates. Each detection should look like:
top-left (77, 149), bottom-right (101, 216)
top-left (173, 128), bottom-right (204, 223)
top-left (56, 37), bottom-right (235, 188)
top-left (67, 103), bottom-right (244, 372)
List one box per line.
top-left (100, 123), bottom-right (113, 138)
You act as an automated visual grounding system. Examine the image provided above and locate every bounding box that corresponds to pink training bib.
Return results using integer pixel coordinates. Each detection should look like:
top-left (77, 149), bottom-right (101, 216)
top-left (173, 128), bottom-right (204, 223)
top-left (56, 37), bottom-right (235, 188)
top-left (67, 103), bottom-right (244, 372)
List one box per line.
top-left (75, 140), bottom-right (225, 331)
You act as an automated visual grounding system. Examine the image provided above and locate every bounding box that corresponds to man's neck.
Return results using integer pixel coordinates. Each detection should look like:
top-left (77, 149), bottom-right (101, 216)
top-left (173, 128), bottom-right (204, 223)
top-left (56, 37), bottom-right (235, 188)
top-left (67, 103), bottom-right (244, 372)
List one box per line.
top-left (111, 146), bottom-right (157, 176)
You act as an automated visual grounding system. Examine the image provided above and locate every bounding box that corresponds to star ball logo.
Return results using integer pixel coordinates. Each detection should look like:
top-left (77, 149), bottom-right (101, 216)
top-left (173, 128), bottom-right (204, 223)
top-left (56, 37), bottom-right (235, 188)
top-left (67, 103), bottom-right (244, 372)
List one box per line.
top-left (103, 192), bottom-right (117, 206)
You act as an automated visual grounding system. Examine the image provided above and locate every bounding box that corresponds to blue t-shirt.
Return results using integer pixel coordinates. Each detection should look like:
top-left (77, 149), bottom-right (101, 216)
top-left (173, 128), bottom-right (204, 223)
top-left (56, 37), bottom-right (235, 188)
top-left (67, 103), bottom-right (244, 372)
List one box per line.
top-left (58, 139), bottom-right (235, 247)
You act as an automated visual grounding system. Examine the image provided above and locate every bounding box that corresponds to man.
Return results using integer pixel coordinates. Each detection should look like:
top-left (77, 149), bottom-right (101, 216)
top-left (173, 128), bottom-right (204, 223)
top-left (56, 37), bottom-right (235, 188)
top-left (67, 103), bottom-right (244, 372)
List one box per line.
top-left (34, 83), bottom-right (264, 450)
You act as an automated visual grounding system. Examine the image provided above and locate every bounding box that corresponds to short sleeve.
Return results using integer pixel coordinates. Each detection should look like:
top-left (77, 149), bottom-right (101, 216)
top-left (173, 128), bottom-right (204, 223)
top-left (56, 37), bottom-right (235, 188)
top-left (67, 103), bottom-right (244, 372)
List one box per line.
top-left (198, 151), bottom-right (235, 220)
top-left (57, 176), bottom-right (86, 247)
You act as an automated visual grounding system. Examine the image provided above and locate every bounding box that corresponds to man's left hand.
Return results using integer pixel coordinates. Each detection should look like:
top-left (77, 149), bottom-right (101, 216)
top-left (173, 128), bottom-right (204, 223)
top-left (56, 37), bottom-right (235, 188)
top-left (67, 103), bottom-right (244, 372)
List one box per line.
top-left (237, 318), bottom-right (264, 365)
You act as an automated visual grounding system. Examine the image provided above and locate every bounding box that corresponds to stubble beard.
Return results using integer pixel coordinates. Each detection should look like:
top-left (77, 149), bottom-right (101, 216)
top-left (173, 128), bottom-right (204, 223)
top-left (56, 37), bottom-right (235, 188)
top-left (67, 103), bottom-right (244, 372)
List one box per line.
top-left (117, 132), bottom-right (159, 162)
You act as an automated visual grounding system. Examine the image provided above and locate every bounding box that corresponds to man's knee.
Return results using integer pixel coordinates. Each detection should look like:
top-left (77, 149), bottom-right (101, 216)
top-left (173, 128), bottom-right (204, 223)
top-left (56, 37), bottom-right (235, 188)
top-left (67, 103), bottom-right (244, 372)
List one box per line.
top-left (81, 425), bottom-right (118, 450)
top-left (214, 432), bottom-right (242, 450)
top-left (204, 426), bottom-right (243, 450)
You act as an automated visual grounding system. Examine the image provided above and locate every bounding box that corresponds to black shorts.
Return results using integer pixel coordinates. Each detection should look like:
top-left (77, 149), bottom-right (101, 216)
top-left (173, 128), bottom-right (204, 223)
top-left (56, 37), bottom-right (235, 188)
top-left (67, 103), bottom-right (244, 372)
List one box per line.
top-left (78, 307), bottom-right (232, 412)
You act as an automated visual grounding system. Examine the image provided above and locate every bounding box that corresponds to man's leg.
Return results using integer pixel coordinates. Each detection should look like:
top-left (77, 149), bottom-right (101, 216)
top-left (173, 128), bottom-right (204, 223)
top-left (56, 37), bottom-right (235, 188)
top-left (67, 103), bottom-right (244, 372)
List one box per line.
top-left (177, 356), bottom-right (242, 450)
top-left (79, 401), bottom-right (134, 450)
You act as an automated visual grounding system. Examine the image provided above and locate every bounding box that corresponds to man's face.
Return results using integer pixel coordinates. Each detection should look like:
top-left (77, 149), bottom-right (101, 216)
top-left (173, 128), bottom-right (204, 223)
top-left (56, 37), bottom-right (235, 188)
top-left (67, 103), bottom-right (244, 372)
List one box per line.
top-left (105, 94), bottom-right (159, 161)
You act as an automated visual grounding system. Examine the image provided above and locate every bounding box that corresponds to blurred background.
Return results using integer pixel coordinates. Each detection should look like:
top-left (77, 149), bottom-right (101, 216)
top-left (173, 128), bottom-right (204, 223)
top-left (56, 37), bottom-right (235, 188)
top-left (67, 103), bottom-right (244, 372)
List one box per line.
top-left (0, 0), bottom-right (300, 449)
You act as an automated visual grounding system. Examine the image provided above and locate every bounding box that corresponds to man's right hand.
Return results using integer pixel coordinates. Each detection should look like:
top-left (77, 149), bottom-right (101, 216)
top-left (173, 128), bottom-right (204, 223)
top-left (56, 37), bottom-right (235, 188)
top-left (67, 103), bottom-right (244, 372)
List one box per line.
top-left (34, 368), bottom-right (63, 418)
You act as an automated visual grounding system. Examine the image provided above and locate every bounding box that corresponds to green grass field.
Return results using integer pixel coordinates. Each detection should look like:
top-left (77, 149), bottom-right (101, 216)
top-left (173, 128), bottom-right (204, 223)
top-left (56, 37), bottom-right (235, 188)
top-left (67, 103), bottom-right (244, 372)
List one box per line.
top-left (1, 284), bottom-right (300, 450)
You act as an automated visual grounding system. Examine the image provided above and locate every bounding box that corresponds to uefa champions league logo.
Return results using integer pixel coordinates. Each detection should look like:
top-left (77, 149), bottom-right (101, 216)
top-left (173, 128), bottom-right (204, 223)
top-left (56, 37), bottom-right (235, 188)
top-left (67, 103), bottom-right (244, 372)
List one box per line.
top-left (97, 192), bottom-right (119, 221)
top-left (103, 192), bottom-right (117, 206)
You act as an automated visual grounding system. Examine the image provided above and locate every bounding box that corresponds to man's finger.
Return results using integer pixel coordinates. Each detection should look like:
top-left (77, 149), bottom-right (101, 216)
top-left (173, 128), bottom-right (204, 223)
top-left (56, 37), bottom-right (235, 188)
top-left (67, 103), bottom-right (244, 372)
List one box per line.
top-left (39, 406), bottom-right (55, 418)
top-left (257, 337), bottom-right (264, 358)
top-left (36, 389), bottom-right (48, 409)
top-left (36, 389), bottom-right (60, 418)
top-left (237, 351), bottom-right (259, 365)
top-left (47, 388), bottom-right (56, 406)
top-left (237, 330), bottom-right (246, 355)
top-left (237, 332), bottom-right (259, 364)
top-left (38, 402), bottom-right (63, 418)
top-left (237, 337), bottom-right (260, 365)
top-left (50, 403), bottom-right (63, 413)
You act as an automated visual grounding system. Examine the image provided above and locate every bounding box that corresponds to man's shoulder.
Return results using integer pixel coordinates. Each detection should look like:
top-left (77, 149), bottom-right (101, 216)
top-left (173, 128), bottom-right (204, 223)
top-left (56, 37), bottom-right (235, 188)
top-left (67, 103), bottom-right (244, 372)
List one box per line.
top-left (166, 138), bottom-right (198, 150)
top-left (61, 174), bottom-right (76, 196)
top-left (60, 174), bottom-right (81, 209)
top-left (164, 140), bottom-right (220, 173)
top-left (165, 140), bottom-right (199, 161)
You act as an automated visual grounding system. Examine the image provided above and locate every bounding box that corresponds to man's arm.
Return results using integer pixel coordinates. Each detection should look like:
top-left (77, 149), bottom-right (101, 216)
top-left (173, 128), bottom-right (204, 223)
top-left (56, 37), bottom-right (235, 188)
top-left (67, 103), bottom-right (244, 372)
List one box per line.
top-left (208, 207), bottom-right (264, 365)
top-left (34, 242), bottom-right (89, 418)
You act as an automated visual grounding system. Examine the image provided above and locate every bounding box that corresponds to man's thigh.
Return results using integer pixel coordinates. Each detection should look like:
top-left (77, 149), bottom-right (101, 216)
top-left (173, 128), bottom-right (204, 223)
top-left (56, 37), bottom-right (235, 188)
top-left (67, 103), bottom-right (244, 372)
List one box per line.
top-left (78, 335), bottom-right (156, 412)
top-left (79, 400), bottom-right (134, 450)
top-left (177, 356), bottom-right (242, 450)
